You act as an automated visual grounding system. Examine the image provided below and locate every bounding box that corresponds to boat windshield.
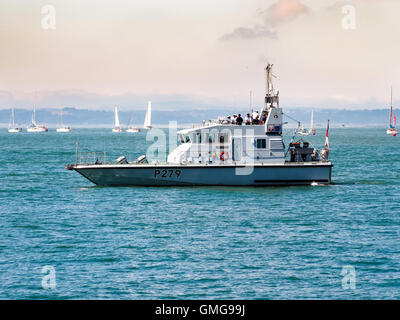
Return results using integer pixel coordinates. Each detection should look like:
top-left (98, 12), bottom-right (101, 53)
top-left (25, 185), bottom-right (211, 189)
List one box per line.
top-left (179, 134), bottom-right (191, 143)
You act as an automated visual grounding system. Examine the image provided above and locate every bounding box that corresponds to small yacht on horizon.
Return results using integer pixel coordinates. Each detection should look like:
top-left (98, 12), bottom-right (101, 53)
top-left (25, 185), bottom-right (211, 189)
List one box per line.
top-left (56, 109), bottom-right (72, 132)
top-left (27, 105), bottom-right (48, 132)
top-left (143, 101), bottom-right (152, 130)
top-left (298, 111), bottom-right (316, 136)
top-left (298, 125), bottom-right (309, 136)
top-left (126, 112), bottom-right (141, 133)
top-left (8, 106), bottom-right (22, 133)
top-left (387, 87), bottom-right (397, 136)
top-left (112, 106), bottom-right (123, 132)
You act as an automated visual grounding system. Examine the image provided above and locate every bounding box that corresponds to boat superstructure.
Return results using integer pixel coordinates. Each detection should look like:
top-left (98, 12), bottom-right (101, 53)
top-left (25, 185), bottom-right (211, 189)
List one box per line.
top-left (387, 87), bottom-right (397, 135)
top-left (143, 101), bottom-right (152, 129)
top-left (66, 64), bottom-right (333, 186)
top-left (112, 107), bottom-right (123, 132)
top-left (27, 105), bottom-right (48, 132)
top-left (8, 106), bottom-right (22, 133)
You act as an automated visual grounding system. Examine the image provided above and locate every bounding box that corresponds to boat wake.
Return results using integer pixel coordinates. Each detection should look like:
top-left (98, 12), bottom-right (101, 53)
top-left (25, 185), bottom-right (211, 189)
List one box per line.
top-left (332, 180), bottom-right (390, 186)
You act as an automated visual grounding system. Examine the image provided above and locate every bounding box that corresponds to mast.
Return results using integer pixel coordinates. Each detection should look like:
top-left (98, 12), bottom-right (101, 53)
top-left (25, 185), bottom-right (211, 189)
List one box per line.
top-left (263, 64), bottom-right (279, 113)
top-left (148, 101), bottom-right (151, 126)
top-left (310, 111), bottom-right (314, 130)
top-left (144, 101), bottom-right (151, 128)
top-left (32, 105), bottom-right (37, 126)
top-left (114, 106), bottom-right (120, 128)
top-left (10, 106), bottom-right (15, 128)
top-left (129, 112), bottom-right (134, 127)
top-left (60, 110), bottom-right (64, 127)
top-left (263, 64), bottom-right (283, 135)
top-left (390, 87), bottom-right (393, 127)
top-left (249, 90), bottom-right (252, 113)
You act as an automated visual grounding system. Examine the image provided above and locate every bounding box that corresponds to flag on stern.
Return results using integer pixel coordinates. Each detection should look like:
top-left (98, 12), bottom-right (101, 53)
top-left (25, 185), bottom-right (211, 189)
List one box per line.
top-left (325, 120), bottom-right (330, 151)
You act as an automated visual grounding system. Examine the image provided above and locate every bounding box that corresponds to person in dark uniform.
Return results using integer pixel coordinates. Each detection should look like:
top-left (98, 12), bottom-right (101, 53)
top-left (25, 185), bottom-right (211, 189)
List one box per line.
top-left (236, 114), bottom-right (243, 125)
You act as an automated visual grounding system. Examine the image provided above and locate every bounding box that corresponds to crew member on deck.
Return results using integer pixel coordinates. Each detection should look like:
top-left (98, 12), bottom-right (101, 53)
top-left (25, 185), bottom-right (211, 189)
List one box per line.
top-left (245, 113), bottom-right (251, 125)
top-left (261, 113), bottom-right (267, 124)
top-left (232, 115), bottom-right (237, 125)
top-left (236, 114), bottom-right (243, 125)
top-left (252, 110), bottom-right (259, 122)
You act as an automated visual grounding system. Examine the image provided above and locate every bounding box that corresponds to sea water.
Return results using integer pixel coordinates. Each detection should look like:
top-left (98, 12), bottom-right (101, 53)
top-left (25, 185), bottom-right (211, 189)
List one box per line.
top-left (0, 128), bottom-right (399, 299)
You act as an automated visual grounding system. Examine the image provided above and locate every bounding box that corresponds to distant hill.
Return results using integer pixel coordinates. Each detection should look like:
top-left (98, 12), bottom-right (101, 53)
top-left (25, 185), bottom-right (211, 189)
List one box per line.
top-left (0, 107), bottom-right (396, 127)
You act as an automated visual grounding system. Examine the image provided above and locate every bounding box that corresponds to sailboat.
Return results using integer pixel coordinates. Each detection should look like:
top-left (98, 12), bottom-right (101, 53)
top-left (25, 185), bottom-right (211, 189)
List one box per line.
top-left (143, 101), bottom-right (152, 130)
top-left (298, 111), bottom-right (315, 136)
top-left (56, 110), bottom-right (71, 132)
top-left (112, 106), bottom-right (123, 132)
top-left (387, 87), bottom-right (398, 135)
top-left (309, 111), bottom-right (316, 135)
top-left (27, 105), bottom-right (48, 132)
top-left (298, 125), bottom-right (308, 136)
top-left (126, 112), bottom-right (141, 133)
top-left (8, 106), bottom-right (22, 133)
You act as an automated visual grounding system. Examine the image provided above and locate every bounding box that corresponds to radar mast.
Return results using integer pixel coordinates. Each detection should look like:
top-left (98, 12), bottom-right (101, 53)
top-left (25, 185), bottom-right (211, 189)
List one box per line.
top-left (264, 64), bottom-right (279, 113)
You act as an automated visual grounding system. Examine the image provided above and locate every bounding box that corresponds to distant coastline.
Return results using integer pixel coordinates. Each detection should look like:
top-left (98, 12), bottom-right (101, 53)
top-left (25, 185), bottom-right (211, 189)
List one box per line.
top-left (0, 107), bottom-right (397, 128)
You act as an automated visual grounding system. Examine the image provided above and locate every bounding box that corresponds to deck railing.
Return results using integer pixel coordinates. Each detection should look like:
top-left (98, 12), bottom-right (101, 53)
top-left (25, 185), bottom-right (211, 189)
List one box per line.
top-left (76, 152), bottom-right (108, 165)
top-left (75, 151), bottom-right (153, 165)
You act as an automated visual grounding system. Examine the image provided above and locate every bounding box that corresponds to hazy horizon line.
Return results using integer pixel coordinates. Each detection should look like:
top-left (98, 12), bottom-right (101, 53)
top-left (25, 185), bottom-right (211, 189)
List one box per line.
top-left (0, 106), bottom-right (396, 112)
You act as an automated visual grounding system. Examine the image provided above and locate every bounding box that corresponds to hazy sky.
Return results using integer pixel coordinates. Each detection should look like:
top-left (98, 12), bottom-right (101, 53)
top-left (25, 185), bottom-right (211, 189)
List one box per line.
top-left (0, 0), bottom-right (399, 110)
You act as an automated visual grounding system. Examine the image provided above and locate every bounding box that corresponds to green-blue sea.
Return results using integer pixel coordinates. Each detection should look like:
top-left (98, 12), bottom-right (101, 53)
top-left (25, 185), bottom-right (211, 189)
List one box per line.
top-left (0, 128), bottom-right (399, 299)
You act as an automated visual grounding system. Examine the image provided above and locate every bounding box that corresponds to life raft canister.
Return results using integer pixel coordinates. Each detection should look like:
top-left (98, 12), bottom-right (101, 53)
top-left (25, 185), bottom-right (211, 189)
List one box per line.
top-left (219, 152), bottom-right (229, 161)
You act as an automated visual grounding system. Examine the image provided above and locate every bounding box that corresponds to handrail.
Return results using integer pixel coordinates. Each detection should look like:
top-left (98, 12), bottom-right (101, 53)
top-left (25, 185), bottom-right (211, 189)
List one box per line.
top-left (76, 152), bottom-right (108, 165)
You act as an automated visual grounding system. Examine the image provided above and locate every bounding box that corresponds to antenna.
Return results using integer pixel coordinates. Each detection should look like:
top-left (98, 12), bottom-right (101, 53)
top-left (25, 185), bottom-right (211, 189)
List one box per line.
top-left (249, 90), bottom-right (252, 113)
top-left (390, 86), bottom-right (394, 127)
top-left (264, 63), bottom-right (279, 111)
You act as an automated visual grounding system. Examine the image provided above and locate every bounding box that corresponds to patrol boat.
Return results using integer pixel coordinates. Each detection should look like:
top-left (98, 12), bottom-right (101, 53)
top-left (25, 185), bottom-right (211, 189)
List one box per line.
top-left (66, 64), bottom-right (333, 186)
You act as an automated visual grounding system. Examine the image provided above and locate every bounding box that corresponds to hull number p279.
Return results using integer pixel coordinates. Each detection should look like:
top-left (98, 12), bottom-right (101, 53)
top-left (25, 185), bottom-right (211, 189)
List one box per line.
top-left (154, 169), bottom-right (181, 178)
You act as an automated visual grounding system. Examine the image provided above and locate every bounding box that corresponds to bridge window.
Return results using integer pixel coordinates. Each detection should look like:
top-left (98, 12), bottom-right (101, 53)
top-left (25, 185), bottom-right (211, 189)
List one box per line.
top-left (255, 138), bottom-right (267, 149)
top-left (219, 133), bottom-right (229, 144)
top-left (202, 132), bottom-right (210, 144)
top-left (194, 133), bottom-right (201, 143)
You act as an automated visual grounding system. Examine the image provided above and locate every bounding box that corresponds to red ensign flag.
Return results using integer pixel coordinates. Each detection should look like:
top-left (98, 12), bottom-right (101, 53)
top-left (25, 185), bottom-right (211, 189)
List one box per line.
top-left (325, 120), bottom-right (330, 151)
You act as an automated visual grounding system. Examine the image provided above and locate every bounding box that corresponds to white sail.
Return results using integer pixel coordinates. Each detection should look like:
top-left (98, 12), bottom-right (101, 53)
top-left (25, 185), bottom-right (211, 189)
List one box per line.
top-left (114, 107), bottom-right (120, 127)
top-left (310, 111), bottom-right (314, 130)
top-left (144, 101), bottom-right (152, 129)
top-left (112, 106), bottom-right (123, 132)
top-left (387, 87), bottom-right (398, 135)
top-left (32, 105), bottom-right (37, 126)
top-left (308, 111), bottom-right (316, 135)
top-left (9, 106), bottom-right (15, 128)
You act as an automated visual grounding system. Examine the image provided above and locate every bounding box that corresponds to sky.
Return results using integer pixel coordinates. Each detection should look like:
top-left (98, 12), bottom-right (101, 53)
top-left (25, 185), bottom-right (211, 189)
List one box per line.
top-left (0, 0), bottom-right (399, 110)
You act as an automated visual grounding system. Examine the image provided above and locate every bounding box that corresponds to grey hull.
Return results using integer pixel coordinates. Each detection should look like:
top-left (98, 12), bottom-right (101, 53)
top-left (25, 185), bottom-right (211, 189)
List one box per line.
top-left (71, 163), bottom-right (333, 186)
